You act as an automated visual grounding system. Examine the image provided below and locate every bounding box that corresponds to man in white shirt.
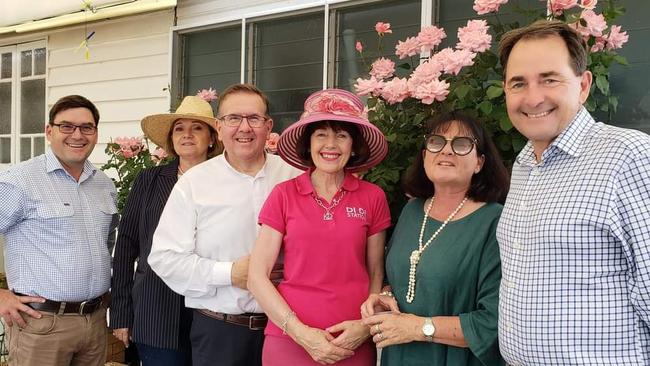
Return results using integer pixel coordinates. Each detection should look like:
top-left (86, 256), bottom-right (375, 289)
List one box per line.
top-left (149, 84), bottom-right (300, 366)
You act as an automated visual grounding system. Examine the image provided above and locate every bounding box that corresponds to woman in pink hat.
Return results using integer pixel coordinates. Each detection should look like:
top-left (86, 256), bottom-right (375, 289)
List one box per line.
top-left (248, 89), bottom-right (391, 365)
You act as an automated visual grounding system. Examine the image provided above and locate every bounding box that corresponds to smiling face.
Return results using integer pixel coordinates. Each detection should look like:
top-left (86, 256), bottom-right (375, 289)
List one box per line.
top-left (423, 121), bottom-right (484, 191)
top-left (171, 118), bottom-right (214, 162)
top-left (46, 107), bottom-right (98, 177)
top-left (216, 92), bottom-right (272, 169)
top-left (504, 35), bottom-right (592, 157)
top-left (309, 126), bottom-right (353, 175)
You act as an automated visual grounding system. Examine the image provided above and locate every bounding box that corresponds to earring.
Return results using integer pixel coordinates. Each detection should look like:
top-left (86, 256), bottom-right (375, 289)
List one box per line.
top-left (209, 144), bottom-right (214, 148)
top-left (351, 152), bottom-right (356, 157)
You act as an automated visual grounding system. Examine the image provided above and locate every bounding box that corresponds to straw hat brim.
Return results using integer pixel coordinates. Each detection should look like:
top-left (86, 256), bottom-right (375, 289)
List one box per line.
top-left (277, 112), bottom-right (388, 173)
top-left (141, 113), bottom-right (217, 154)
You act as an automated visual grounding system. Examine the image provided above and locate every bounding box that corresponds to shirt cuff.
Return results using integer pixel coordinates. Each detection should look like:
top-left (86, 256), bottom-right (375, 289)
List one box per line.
top-left (212, 261), bottom-right (234, 286)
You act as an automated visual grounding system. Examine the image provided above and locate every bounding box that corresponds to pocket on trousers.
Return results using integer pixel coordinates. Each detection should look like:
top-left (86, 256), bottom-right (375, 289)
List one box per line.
top-left (22, 314), bottom-right (57, 335)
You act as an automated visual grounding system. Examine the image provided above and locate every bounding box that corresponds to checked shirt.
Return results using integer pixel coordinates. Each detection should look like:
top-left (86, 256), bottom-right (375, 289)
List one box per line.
top-left (497, 107), bottom-right (650, 365)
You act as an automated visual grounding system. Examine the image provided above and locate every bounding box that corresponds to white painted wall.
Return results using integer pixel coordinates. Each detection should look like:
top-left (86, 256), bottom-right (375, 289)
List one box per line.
top-left (45, 10), bottom-right (175, 165)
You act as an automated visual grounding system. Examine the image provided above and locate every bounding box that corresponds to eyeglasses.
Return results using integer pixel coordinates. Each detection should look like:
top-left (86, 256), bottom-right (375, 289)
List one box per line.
top-left (51, 123), bottom-right (97, 135)
top-left (425, 134), bottom-right (477, 156)
top-left (218, 114), bottom-right (268, 128)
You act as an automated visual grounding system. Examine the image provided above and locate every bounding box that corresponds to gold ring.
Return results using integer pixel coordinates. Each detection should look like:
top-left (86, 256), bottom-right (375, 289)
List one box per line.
top-left (375, 324), bottom-right (380, 333)
top-left (377, 332), bottom-right (383, 341)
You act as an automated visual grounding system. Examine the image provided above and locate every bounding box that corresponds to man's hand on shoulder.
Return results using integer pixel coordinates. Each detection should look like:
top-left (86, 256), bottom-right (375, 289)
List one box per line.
top-left (231, 255), bottom-right (250, 290)
top-left (0, 289), bottom-right (44, 327)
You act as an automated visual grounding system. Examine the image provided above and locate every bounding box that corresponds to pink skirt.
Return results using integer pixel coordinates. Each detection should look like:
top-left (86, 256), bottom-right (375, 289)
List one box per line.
top-left (262, 335), bottom-right (376, 366)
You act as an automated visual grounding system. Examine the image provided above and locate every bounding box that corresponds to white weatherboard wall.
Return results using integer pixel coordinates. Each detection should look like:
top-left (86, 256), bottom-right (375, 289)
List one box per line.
top-left (47, 10), bottom-right (174, 165)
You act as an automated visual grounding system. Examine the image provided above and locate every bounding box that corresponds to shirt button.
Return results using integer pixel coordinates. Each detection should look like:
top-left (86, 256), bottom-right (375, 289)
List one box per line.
top-left (513, 242), bottom-right (522, 250)
top-left (505, 322), bottom-right (512, 331)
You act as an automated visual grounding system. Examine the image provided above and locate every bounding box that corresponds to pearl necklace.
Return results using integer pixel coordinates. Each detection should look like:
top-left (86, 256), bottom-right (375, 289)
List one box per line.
top-left (312, 190), bottom-right (346, 221)
top-left (406, 196), bottom-right (468, 303)
top-left (178, 165), bottom-right (185, 176)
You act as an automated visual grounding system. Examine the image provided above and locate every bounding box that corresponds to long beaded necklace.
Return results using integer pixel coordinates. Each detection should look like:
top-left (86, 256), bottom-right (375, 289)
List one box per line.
top-left (312, 190), bottom-right (346, 221)
top-left (406, 196), bottom-right (468, 303)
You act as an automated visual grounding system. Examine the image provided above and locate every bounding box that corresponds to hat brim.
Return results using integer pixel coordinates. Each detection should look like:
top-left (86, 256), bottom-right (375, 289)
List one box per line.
top-left (141, 113), bottom-right (217, 154)
top-left (277, 112), bottom-right (388, 173)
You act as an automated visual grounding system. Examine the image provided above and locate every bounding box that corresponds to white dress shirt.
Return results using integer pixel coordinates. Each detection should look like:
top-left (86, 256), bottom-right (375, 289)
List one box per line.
top-left (149, 154), bottom-right (300, 314)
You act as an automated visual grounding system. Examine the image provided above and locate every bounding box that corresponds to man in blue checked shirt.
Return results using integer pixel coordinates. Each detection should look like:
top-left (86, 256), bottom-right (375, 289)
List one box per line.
top-left (496, 20), bottom-right (650, 366)
top-left (0, 95), bottom-right (118, 366)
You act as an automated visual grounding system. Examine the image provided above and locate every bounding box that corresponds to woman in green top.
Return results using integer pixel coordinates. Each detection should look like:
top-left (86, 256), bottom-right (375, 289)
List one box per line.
top-left (361, 112), bottom-right (510, 366)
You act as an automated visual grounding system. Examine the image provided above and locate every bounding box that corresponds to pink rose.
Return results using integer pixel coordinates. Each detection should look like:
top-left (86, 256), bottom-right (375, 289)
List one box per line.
top-left (591, 37), bottom-right (606, 52)
top-left (369, 58), bottom-right (396, 80)
top-left (354, 77), bottom-right (385, 97)
top-left (395, 37), bottom-right (421, 59)
top-left (579, 0), bottom-right (597, 9)
top-left (457, 20), bottom-right (492, 53)
top-left (549, 0), bottom-right (579, 14)
top-left (417, 26), bottom-right (447, 53)
top-left (375, 22), bottom-right (393, 35)
top-left (196, 87), bottom-right (218, 102)
top-left (410, 59), bottom-right (443, 86)
top-left (604, 25), bottom-right (629, 50)
top-left (580, 9), bottom-right (607, 37)
top-left (433, 48), bottom-right (476, 75)
top-left (380, 77), bottom-right (410, 105)
top-left (412, 78), bottom-right (450, 105)
top-left (265, 132), bottom-right (280, 154)
top-left (355, 41), bottom-right (363, 53)
top-left (473, 0), bottom-right (508, 15)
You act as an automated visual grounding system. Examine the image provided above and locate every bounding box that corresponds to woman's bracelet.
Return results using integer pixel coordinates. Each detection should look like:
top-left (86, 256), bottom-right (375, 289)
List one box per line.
top-left (380, 290), bottom-right (394, 298)
top-left (281, 310), bottom-right (296, 335)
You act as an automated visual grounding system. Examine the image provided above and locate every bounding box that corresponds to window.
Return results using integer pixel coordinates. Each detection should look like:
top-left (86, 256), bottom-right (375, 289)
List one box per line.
top-left (0, 41), bottom-right (46, 167)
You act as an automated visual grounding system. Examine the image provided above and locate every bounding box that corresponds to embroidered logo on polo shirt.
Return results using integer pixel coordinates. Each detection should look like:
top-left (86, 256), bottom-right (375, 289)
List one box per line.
top-left (346, 206), bottom-right (367, 220)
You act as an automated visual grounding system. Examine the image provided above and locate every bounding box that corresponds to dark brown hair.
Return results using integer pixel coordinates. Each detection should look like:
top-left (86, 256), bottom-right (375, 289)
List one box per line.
top-left (402, 111), bottom-right (509, 203)
top-left (499, 20), bottom-right (588, 77)
top-left (49, 95), bottom-right (100, 126)
top-left (217, 83), bottom-right (270, 116)
top-left (165, 119), bottom-right (222, 158)
top-left (296, 121), bottom-right (370, 170)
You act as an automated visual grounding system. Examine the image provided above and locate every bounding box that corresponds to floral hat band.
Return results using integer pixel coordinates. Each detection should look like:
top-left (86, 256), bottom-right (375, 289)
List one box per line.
top-left (278, 88), bottom-right (388, 173)
top-left (300, 90), bottom-right (368, 120)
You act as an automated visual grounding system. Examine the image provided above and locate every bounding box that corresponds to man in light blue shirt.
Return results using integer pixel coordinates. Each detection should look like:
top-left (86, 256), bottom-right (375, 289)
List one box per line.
top-left (0, 95), bottom-right (117, 366)
top-left (497, 21), bottom-right (650, 365)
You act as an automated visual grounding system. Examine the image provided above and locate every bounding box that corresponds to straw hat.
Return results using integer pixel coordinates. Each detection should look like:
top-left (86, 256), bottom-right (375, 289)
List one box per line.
top-left (141, 96), bottom-right (219, 155)
top-left (277, 89), bottom-right (388, 173)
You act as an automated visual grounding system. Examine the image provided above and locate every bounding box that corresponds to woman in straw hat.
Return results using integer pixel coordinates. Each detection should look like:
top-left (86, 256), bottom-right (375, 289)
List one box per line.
top-left (248, 89), bottom-right (391, 365)
top-left (110, 96), bottom-right (221, 365)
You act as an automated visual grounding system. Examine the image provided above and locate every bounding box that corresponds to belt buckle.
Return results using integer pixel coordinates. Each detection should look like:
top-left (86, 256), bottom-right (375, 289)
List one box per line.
top-left (78, 300), bottom-right (88, 315)
top-left (248, 315), bottom-right (266, 330)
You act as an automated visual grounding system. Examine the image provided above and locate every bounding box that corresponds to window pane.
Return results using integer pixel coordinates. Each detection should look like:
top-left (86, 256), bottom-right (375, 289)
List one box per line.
top-left (20, 137), bottom-right (31, 162)
top-left (21, 79), bottom-right (45, 134)
top-left (335, 0), bottom-right (421, 90)
top-left (0, 137), bottom-right (10, 163)
top-left (184, 26), bottom-right (242, 101)
top-left (1, 53), bottom-right (11, 79)
top-left (254, 13), bottom-right (324, 131)
top-left (21, 50), bottom-right (32, 77)
top-left (33, 136), bottom-right (45, 156)
top-left (0, 82), bottom-right (11, 134)
top-left (34, 48), bottom-right (46, 75)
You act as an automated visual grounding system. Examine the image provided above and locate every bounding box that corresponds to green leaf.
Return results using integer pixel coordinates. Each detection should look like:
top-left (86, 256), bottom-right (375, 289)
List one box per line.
top-left (613, 54), bottom-right (629, 66)
top-left (478, 101), bottom-right (493, 115)
top-left (609, 95), bottom-right (619, 113)
top-left (595, 75), bottom-right (610, 95)
top-left (499, 116), bottom-right (513, 132)
top-left (486, 85), bottom-right (503, 99)
top-left (512, 136), bottom-right (527, 153)
top-left (455, 84), bottom-right (471, 99)
top-left (585, 98), bottom-right (596, 112)
top-left (367, 97), bottom-right (377, 108)
top-left (397, 62), bottom-right (411, 70)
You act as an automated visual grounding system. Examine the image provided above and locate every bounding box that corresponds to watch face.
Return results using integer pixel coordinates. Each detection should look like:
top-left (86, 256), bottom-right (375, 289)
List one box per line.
top-left (423, 323), bottom-right (435, 336)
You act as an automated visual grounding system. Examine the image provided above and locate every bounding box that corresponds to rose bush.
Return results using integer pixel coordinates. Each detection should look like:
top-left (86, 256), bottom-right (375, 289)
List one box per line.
top-left (354, 0), bottom-right (628, 216)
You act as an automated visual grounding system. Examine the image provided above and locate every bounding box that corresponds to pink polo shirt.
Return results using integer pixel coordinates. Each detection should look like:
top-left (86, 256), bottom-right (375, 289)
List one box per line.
top-left (259, 170), bottom-right (391, 337)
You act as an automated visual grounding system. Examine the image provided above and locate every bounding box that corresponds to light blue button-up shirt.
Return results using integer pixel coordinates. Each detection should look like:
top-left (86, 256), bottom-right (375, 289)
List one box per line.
top-left (497, 107), bottom-right (650, 365)
top-left (0, 150), bottom-right (117, 302)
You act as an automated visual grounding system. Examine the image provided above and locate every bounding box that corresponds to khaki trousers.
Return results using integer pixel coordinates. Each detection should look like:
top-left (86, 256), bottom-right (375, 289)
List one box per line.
top-left (6, 305), bottom-right (107, 366)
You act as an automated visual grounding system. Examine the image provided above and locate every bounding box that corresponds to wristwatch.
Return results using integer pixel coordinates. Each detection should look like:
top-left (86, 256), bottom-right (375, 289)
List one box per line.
top-left (422, 317), bottom-right (435, 342)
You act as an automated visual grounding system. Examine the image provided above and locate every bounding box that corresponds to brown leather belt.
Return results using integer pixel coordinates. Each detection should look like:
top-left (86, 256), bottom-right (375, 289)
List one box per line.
top-left (198, 309), bottom-right (267, 330)
top-left (16, 292), bottom-right (106, 315)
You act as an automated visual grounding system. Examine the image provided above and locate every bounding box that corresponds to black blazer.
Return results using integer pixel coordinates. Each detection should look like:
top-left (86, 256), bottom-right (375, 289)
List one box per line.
top-left (110, 159), bottom-right (191, 350)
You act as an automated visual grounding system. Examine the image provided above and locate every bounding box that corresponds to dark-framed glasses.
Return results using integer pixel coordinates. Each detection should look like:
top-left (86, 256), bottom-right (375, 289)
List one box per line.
top-left (218, 114), bottom-right (268, 128)
top-left (425, 134), bottom-right (477, 156)
top-left (51, 123), bottom-right (97, 135)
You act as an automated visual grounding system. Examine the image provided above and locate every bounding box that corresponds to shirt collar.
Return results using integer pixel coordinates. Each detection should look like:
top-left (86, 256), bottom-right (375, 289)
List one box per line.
top-left (220, 153), bottom-right (269, 179)
top-left (295, 168), bottom-right (360, 195)
top-left (516, 107), bottom-right (594, 166)
top-left (45, 149), bottom-right (96, 181)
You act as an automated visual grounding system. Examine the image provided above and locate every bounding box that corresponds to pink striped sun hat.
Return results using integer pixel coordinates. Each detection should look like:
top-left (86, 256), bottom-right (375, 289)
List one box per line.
top-left (277, 88), bottom-right (388, 173)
